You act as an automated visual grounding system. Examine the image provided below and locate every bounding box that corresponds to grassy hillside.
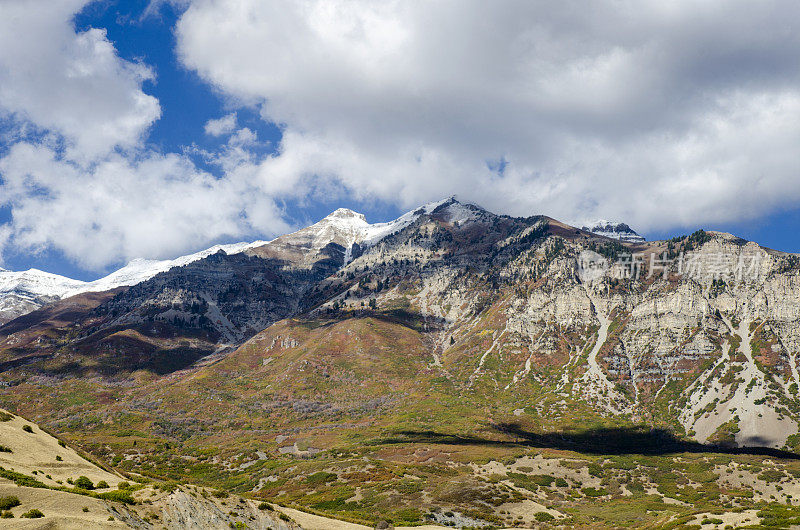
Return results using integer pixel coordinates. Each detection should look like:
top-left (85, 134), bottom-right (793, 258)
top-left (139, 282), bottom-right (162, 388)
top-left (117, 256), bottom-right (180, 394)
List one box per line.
top-left (3, 313), bottom-right (800, 527)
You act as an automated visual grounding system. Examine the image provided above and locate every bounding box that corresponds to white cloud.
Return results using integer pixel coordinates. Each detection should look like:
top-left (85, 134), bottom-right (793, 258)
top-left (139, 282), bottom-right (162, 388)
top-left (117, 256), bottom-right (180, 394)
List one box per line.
top-left (0, 1), bottom-right (292, 270)
top-left (204, 113), bottom-right (237, 136)
top-left (0, 142), bottom-right (291, 270)
top-left (176, 0), bottom-right (800, 232)
top-left (0, 0), bottom-right (160, 160)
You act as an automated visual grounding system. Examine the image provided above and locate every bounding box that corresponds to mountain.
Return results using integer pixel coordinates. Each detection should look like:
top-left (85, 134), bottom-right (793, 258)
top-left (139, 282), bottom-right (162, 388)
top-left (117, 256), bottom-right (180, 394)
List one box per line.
top-left (65, 239), bottom-right (272, 297)
top-left (0, 200), bottom-right (456, 374)
top-left (1, 198), bottom-right (800, 528)
top-left (0, 268), bottom-right (87, 325)
top-left (581, 219), bottom-right (646, 242)
top-left (247, 198), bottom-right (452, 268)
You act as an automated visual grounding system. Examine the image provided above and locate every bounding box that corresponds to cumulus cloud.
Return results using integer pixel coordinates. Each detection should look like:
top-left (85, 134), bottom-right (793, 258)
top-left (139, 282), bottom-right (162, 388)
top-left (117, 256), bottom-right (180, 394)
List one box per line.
top-left (0, 0), bottom-right (160, 159)
top-left (177, 0), bottom-right (800, 231)
top-left (0, 142), bottom-right (290, 269)
top-left (204, 113), bottom-right (237, 136)
top-left (0, 0), bottom-right (290, 270)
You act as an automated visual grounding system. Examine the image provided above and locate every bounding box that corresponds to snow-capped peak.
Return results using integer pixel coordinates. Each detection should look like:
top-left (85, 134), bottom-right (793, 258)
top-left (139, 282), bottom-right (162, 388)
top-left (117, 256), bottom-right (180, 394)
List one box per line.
top-left (0, 268), bottom-right (87, 298)
top-left (325, 208), bottom-right (368, 222)
top-left (0, 268), bottom-right (90, 323)
top-left (356, 197), bottom-right (456, 248)
top-left (581, 219), bottom-right (645, 243)
top-left (285, 198), bottom-right (459, 265)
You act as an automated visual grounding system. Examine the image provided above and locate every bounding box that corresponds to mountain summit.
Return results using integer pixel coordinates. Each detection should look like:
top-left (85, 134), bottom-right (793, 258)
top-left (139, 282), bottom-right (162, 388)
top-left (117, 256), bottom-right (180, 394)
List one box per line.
top-left (581, 219), bottom-right (646, 242)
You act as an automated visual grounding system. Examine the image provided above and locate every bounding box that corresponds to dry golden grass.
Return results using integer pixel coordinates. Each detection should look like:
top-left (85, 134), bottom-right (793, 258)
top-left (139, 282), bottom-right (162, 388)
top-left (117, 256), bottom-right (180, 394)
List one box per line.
top-left (0, 483), bottom-right (125, 528)
top-left (0, 409), bottom-right (123, 489)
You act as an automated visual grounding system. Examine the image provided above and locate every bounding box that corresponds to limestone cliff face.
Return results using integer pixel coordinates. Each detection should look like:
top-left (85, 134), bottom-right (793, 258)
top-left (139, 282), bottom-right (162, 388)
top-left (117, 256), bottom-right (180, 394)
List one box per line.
top-left (324, 205), bottom-right (800, 449)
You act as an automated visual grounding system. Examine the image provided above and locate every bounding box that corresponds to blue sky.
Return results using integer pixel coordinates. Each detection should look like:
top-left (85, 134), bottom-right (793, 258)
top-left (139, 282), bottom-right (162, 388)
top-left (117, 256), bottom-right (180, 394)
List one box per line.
top-left (0, 1), bottom-right (798, 281)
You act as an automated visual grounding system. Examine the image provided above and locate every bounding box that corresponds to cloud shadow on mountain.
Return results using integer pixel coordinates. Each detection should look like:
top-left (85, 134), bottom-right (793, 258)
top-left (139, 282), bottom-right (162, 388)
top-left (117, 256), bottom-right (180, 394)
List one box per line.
top-left (379, 423), bottom-right (800, 460)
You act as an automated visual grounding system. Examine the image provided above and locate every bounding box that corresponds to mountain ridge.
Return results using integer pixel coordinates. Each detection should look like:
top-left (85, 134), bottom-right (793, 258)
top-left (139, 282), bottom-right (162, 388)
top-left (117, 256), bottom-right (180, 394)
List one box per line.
top-left (0, 199), bottom-right (457, 324)
top-left (581, 219), bottom-right (646, 243)
top-left (2, 198), bottom-right (783, 327)
top-left (1, 197), bottom-right (800, 527)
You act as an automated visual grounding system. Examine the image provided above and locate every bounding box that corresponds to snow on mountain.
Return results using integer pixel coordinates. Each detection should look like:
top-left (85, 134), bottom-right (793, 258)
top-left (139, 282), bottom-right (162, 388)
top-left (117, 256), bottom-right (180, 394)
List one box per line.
top-left (581, 219), bottom-right (646, 243)
top-left (0, 241), bottom-right (270, 324)
top-left (0, 268), bottom-right (87, 298)
top-left (64, 240), bottom-right (271, 297)
top-left (0, 197), bottom-right (466, 323)
top-left (359, 197), bottom-right (455, 246)
top-left (278, 197), bottom-right (455, 265)
top-left (0, 268), bottom-right (88, 324)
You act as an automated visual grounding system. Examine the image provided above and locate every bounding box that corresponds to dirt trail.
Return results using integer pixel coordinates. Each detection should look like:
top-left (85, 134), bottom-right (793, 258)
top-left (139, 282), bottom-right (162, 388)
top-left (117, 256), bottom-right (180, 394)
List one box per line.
top-left (277, 506), bottom-right (455, 530)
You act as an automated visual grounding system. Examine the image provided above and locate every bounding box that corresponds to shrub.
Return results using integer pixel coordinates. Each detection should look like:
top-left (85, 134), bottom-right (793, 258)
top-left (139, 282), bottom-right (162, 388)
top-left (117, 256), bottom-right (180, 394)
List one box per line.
top-left (20, 509), bottom-right (44, 518)
top-left (0, 467), bottom-right (46, 488)
top-left (97, 490), bottom-right (136, 505)
top-left (258, 502), bottom-right (273, 511)
top-left (394, 508), bottom-right (422, 522)
top-left (58, 440), bottom-right (66, 447)
top-left (118, 481), bottom-right (130, 490)
top-left (279, 513), bottom-right (292, 522)
top-left (74, 476), bottom-right (94, 490)
top-left (758, 470), bottom-right (787, 483)
top-left (535, 512), bottom-right (555, 522)
top-left (22, 425), bottom-right (34, 433)
top-left (0, 445), bottom-right (11, 453)
top-left (96, 480), bottom-right (109, 489)
top-left (305, 472), bottom-right (338, 486)
top-left (0, 511), bottom-right (12, 518)
top-left (82, 507), bottom-right (89, 512)
top-left (0, 496), bottom-right (21, 510)
top-left (0, 411), bottom-right (13, 421)
top-left (587, 463), bottom-right (603, 477)
top-left (55, 456), bottom-right (62, 461)
top-left (581, 487), bottom-right (609, 497)
top-left (530, 475), bottom-right (556, 487)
